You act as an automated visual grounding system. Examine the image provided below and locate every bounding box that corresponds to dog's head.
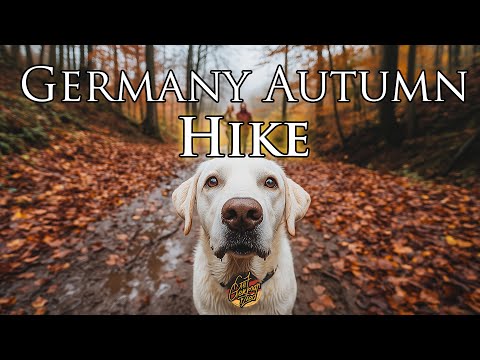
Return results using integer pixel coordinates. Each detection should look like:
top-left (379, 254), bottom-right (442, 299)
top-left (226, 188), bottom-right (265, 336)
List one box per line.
top-left (172, 158), bottom-right (310, 260)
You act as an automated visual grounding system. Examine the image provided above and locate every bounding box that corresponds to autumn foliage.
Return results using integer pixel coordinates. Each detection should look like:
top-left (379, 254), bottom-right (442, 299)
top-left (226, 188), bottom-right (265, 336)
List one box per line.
top-left (286, 160), bottom-right (480, 314)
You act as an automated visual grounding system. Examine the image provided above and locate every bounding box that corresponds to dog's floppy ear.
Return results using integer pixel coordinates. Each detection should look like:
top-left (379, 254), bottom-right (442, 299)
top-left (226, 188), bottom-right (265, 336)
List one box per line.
top-left (172, 171), bottom-right (200, 235)
top-left (283, 176), bottom-right (311, 237)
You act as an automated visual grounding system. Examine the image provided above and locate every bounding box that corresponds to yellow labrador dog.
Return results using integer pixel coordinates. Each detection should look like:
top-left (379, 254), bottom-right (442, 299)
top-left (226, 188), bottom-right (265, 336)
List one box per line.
top-left (172, 158), bottom-right (310, 314)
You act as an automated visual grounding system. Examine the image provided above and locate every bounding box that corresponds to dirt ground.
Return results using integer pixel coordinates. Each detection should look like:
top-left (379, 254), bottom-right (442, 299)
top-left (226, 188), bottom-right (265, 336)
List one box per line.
top-left (1, 163), bottom-right (354, 315)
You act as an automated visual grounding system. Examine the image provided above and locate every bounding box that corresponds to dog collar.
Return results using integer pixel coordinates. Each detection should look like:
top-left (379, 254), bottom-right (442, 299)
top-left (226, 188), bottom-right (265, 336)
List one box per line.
top-left (218, 266), bottom-right (277, 288)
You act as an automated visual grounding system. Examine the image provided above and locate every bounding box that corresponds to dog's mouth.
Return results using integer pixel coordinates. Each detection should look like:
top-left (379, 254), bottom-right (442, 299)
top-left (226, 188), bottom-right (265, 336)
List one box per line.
top-left (213, 228), bottom-right (270, 260)
top-left (228, 243), bottom-right (257, 257)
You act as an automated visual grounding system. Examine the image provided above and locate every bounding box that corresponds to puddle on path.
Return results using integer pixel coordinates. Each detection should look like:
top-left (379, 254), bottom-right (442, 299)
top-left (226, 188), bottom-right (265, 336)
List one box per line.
top-left (101, 171), bottom-right (189, 304)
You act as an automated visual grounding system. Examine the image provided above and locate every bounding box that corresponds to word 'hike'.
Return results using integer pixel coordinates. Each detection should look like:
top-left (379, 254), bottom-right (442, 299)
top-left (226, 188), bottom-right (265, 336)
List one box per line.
top-left (179, 116), bottom-right (309, 158)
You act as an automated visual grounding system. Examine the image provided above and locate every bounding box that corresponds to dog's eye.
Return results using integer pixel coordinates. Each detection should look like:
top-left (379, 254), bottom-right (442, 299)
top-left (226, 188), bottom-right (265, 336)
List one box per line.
top-left (206, 176), bottom-right (218, 187)
top-left (265, 177), bottom-right (277, 188)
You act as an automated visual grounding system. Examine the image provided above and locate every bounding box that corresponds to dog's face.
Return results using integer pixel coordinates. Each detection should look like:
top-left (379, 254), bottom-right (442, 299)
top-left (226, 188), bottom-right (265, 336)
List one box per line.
top-left (172, 158), bottom-right (310, 260)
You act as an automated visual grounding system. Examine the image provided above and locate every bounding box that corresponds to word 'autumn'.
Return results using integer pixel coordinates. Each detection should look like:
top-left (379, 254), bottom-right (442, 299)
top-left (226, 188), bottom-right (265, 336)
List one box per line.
top-left (21, 65), bottom-right (467, 103)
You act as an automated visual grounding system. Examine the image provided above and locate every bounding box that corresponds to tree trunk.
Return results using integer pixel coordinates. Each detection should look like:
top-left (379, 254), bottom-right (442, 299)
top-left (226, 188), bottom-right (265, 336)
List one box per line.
top-left (170, 93), bottom-right (174, 133)
top-left (473, 45), bottom-right (480, 65)
top-left (87, 45), bottom-right (94, 70)
top-left (379, 45), bottom-right (402, 146)
top-left (72, 45), bottom-right (76, 68)
top-left (66, 45), bottom-right (71, 68)
top-left (342, 45), bottom-right (362, 116)
top-left (197, 46), bottom-right (209, 117)
top-left (80, 45), bottom-right (85, 71)
top-left (11, 45), bottom-right (20, 64)
top-left (406, 45), bottom-right (417, 138)
top-left (48, 45), bottom-right (56, 67)
top-left (59, 45), bottom-right (64, 71)
top-left (135, 45), bottom-right (144, 121)
top-left (281, 45), bottom-right (289, 122)
top-left (39, 45), bottom-right (45, 63)
top-left (434, 45), bottom-right (443, 70)
top-left (123, 47), bottom-right (130, 116)
top-left (191, 45), bottom-right (201, 117)
top-left (144, 45), bottom-right (162, 141)
top-left (453, 45), bottom-right (461, 69)
top-left (448, 45), bottom-right (453, 73)
top-left (24, 45), bottom-right (33, 67)
top-left (162, 45), bottom-right (167, 128)
top-left (186, 45), bottom-right (193, 115)
top-left (327, 45), bottom-right (345, 147)
top-left (314, 46), bottom-right (325, 130)
top-left (113, 45), bottom-right (119, 99)
top-left (0, 45), bottom-right (6, 58)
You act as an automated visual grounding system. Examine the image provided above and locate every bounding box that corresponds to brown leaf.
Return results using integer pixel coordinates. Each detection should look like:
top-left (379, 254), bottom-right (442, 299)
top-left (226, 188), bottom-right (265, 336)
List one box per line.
top-left (116, 233), bottom-right (129, 242)
top-left (318, 294), bottom-right (336, 309)
top-left (6, 239), bottom-right (26, 251)
top-left (34, 307), bottom-right (47, 315)
top-left (445, 235), bottom-right (457, 246)
top-left (106, 254), bottom-right (120, 266)
top-left (17, 272), bottom-right (36, 279)
top-left (52, 248), bottom-right (71, 259)
top-left (47, 262), bottom-right (70, 273)
top-left (43, 235), bottom-right (63, 248)
top-left (309, 301), bottom-right (325, 313)
top-left (393, 244), bottom-right (414, 255)
top-left (313, 285), bottom-right (326, 296)
top-left (23, 255), bottom-right (40, 263)
top-left (0, 297), bottom-right (16, 307)
top-left (32, 296), bottom-right (48, 309)
top-left (306, 262), bottom-right (322, 271)
top-left (47, 285), bottom-right (58, 294)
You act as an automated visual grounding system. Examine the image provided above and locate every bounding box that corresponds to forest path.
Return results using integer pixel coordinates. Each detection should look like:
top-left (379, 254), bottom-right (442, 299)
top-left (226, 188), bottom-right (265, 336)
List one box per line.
top-left (40, 164), bottom-right (349, 315)
top-left (2, 147), bottom-right (478, 314)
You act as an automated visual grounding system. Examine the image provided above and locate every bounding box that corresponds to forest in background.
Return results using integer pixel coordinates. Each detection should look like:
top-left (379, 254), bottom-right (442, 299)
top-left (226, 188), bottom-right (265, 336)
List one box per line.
top-left (0, 45), bottom-right (479, 315)
top-left (1, 44), bottom-right (479, 182)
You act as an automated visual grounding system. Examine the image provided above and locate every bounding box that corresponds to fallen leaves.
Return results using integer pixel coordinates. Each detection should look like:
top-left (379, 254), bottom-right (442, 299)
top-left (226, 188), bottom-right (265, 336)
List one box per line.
top-left (116, 233), bottom-right (129, 242)
top-left (306, 262), bottom-right (322, 271)
top-left (31, 296), bottom-right (47, 309)
top-left (0, 297), bottom-right (16, 307)
top-left (0, 130), bottom-right (183, 314)
top-left (6, 239), bottom-right (26, 251)
top-left (286, 159), bottom-right (480, 314)
top-left (106, 254), bottom-right (124, 266)
top-left (445, 235), bottom-right (472, 248)
top-left (309, 294), bottom-right (336, 313)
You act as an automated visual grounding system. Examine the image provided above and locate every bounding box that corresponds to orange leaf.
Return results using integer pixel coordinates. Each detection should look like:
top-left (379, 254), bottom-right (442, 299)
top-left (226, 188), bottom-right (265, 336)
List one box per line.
top-left (116, 234), bottom-right (129, 242)
top-left (11, 210), bottom-right (28, 221)
top-left (17, 272), bottom-right (36, 279)
top-left (34, 307), bottom-right (47, 315)
top-left (445, 235), bottom-right (457, 246)
top-left (32, 296), bottom-right (48, 309)
top-left (106, 254), bottom-right (120, 266)
top-left (309, 301), bottom-right (325, 313)
top-left (6, 239), bottom-right (26, 251)
top-left (306, 262), bottom-right (322, 271)
top-left (0, 297), bottom-right (16, 306)
top-left (313, 285), bottom-right (326, 296)
top-left (43, 235), bottom-right (63, 248)
top-left (319, 294), bottom-right (336, 309)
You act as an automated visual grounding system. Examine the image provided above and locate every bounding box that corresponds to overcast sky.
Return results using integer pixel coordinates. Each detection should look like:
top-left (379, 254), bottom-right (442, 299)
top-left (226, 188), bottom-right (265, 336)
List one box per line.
top-left (225, 45), bottom-right (273, 104)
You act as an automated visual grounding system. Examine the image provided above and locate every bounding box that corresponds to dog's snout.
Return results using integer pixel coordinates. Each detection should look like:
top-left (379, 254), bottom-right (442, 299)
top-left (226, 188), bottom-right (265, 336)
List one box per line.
top-left (221, 197), bottom-right (263, 231)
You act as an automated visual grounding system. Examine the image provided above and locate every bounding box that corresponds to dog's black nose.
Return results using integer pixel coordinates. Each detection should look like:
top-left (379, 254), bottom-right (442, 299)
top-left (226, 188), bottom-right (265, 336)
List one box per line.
top-left (221, 197), bottom-right (263, 231)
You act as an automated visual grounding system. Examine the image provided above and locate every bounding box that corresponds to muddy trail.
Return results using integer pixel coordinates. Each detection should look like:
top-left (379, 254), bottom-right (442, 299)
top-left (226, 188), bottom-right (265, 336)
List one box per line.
top-left (1, 162), bottom-right (355, 314)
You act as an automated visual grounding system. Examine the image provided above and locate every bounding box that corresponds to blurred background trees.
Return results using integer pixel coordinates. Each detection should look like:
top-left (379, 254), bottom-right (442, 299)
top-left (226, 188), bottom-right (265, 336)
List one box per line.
top-left (1, 44), bottom-right (478, 178)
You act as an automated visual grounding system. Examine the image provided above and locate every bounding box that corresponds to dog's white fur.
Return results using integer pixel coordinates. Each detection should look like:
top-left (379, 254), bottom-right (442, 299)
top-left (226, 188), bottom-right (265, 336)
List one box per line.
top-left (172, 158), bottom-right (310, 314)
